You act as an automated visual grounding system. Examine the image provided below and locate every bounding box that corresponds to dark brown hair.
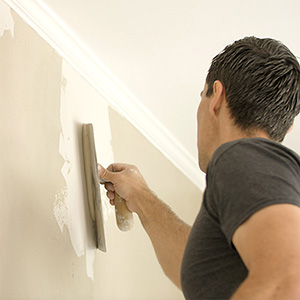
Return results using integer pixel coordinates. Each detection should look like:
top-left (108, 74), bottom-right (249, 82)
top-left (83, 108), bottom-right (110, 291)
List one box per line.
top-left (206, 36), bottom-right (300, 142)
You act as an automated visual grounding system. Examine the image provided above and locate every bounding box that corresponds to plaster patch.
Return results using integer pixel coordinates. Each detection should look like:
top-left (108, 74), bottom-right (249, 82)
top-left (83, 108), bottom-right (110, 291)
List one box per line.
top-left (0, 1), bottom-right (14, 38)
top-left (53, 186), bottom-right (69, 232)
top-left (85, 248), bottom-right (95, 280)
top-left (54, 59), bottom-right (115, 280)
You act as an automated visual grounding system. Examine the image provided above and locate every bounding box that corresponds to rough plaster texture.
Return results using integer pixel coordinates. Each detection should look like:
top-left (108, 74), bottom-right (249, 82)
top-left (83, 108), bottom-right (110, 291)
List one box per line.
top-left (0, 8), bottom-right (202, 300)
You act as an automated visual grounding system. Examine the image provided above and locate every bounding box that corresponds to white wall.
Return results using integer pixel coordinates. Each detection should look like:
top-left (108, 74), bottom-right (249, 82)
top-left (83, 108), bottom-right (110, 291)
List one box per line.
top-left (0, 7), bottom-right (202, 299)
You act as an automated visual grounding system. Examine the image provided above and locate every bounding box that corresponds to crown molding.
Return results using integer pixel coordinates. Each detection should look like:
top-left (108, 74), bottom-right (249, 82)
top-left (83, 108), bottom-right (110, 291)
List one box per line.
top-left (4, 0), bottom-right (205, 190)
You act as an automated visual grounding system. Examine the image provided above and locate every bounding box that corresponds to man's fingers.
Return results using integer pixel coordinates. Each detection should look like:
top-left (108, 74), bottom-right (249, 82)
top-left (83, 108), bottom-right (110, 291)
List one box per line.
top-left (98, 164), bottom-right (114, 182)
top-left (107, 191), bottom-right (115, 201)
top-left (107, 163), bottom-right (131, 173)
top-left (104, 182), bottom-right (114, 192)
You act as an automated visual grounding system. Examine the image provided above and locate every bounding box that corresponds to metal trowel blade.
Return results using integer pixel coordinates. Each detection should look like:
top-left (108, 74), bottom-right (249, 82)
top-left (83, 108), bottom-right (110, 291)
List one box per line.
top-left (82, 123), bottom-right (106, 252)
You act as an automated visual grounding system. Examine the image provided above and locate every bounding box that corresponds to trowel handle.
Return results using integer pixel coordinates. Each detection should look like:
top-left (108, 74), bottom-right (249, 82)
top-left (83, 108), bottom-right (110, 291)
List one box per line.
top-left (114, 193), bottom-right (134, 231)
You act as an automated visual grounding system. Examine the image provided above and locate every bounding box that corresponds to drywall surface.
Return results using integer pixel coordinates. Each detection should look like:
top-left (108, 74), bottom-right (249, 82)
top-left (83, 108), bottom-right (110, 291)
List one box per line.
top-left (0, 9), bottom-right (89, 299)
top-left (0, 7), bottom-right (202, 300)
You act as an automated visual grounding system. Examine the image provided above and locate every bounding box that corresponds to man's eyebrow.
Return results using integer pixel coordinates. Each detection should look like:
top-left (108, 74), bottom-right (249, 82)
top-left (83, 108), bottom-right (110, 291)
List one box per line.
top-left (200, 91), bottom-right (203, 97)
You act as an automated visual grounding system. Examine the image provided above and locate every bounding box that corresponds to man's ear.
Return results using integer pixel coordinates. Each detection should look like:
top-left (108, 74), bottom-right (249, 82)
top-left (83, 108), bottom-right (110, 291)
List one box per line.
top-left (209, 80), bottom-right (225, 116)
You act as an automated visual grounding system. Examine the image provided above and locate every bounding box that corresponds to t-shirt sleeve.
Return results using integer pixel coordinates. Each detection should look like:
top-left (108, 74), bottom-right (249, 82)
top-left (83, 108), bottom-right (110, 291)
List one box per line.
top-left (209, 141), bottom-right (300, 248)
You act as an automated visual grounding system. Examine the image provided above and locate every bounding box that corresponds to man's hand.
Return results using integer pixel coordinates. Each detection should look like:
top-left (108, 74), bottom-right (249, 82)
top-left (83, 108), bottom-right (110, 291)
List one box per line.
top-left (98, 163), bottom-right (150, 214)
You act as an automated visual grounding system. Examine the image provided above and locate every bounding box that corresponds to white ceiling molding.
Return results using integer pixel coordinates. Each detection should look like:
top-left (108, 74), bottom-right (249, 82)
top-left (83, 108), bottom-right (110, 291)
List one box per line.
top-left (4, 0), bottom-right (205, 191)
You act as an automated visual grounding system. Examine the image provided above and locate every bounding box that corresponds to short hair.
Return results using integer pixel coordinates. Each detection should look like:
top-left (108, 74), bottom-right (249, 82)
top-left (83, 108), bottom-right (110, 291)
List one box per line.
top-left (206, 36), bottom-right (300, 142)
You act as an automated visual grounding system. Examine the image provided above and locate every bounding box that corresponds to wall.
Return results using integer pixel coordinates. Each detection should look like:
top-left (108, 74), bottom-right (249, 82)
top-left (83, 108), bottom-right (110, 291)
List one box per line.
top-left (0, 7), bottom-right (202, 299)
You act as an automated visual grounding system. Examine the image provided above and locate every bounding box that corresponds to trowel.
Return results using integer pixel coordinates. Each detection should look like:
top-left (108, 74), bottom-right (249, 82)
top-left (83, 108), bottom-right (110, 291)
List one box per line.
top-left (82, 123), bottom-right (133, 252)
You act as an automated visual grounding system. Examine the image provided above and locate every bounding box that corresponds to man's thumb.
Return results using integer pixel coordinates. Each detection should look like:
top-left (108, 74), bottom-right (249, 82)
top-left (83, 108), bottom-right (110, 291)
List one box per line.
top-left (98, 164), bottom-right (114, 183)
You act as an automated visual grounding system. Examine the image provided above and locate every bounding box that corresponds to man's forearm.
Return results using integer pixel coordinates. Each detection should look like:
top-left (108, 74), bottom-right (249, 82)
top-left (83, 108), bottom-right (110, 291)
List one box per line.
top-left (136, 189), bottom-right (191, 289)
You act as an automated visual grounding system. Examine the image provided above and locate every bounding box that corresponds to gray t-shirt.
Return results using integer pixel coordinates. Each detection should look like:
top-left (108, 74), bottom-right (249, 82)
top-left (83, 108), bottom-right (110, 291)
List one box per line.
top-left (181, 138), bottom-right (300, 300)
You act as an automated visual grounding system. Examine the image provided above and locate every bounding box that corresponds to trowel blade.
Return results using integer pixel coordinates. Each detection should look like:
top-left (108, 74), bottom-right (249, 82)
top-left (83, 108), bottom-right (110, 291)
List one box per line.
top-left (82, 123), bottom-right (106, 252)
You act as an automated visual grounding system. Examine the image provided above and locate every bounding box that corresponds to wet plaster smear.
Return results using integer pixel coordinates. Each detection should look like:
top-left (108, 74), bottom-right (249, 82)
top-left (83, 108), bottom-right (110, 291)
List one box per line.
top-left (54, 60), bottom-right (115, 280)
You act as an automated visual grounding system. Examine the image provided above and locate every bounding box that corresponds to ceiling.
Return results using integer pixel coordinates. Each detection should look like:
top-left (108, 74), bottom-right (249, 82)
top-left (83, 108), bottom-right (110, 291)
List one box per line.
top-left (42, 0), bottom-right (300, 153)
top-left (5, 0), bottom-right (300, 188)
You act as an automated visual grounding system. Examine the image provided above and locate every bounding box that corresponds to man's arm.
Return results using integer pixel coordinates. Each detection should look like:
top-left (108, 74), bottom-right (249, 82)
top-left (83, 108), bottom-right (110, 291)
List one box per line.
top-left (231, 204), bottom-right (300, 300)
top-left (98, 163), bottom-right (191, 289)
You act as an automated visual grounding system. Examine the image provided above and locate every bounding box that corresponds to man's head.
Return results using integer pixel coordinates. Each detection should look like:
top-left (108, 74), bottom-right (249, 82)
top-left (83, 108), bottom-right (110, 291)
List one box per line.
top-left (206, 36), bottom-right (300, 143)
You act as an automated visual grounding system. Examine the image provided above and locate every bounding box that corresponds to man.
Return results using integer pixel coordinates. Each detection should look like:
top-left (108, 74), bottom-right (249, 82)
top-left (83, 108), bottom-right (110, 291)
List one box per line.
top-left (98, 37), bottom-right (300, 299)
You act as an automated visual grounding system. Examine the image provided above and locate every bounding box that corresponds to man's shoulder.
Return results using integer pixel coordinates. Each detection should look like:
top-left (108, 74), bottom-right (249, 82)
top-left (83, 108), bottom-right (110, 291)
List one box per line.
top-left (210, 137), bottom-right (300, 169)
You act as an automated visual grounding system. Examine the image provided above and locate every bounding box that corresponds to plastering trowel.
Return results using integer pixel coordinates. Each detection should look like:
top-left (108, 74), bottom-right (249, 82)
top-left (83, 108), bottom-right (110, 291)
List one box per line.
top-left (82, 123), bottom-right (106, 252)
top-left (82, 123), bottom-right (134, 251)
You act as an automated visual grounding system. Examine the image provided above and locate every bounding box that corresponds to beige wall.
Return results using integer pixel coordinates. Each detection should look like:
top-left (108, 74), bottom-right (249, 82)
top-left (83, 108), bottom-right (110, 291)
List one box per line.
top-left (0, 10), bottom-right (202, 300)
